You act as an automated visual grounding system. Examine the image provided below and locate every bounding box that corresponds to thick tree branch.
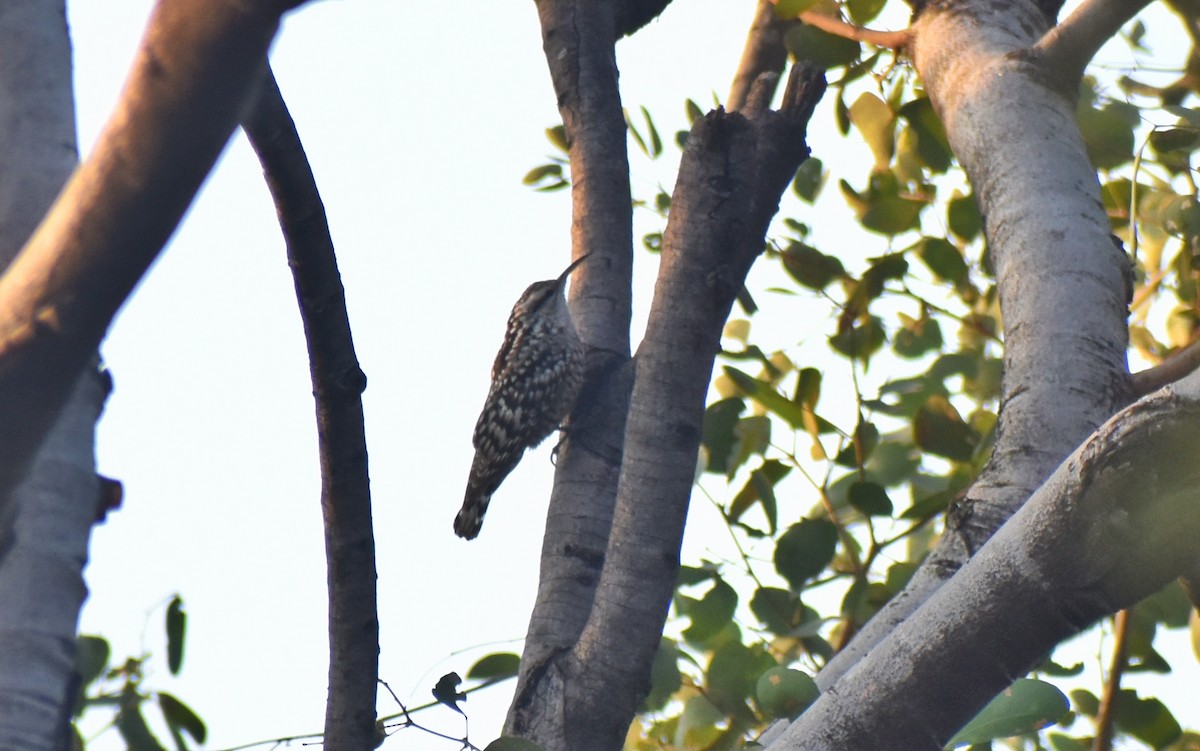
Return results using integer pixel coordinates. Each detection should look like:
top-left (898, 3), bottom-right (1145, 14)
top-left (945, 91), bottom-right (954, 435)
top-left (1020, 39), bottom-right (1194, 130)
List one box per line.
top-left (242, 66), bottom-right (378, 751)
top-left (1033, 0), bottom-right (1153, 88)
top-left (0, 0), bottom-right (307, 525)
top-left (508, 0), bottom-right (635, 741)
top-left (797, 11), bottom-right (911, 49)
top-left (728, 1), bottom-right (796, 112)
top-left (817, 0), bottom-right (1131, 689)
top-left (768, 372), bottom-right (1200, 750)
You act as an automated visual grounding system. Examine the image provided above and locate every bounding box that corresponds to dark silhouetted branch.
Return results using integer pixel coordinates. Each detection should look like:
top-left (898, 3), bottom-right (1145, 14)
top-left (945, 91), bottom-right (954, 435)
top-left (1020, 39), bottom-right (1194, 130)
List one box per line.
top-left (242, 66), bottom-right (378, 751)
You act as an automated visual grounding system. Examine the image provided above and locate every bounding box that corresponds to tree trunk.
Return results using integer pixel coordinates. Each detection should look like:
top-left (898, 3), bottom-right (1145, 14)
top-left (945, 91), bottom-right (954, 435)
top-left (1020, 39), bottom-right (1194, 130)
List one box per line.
top-left (0, 3), bottom-right (101, 749)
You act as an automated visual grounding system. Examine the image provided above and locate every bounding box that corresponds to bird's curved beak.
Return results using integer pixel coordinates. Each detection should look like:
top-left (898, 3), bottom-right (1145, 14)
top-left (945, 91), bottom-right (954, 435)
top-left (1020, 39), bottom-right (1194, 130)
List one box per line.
top-left (556, 253), bottom-right (592, 287)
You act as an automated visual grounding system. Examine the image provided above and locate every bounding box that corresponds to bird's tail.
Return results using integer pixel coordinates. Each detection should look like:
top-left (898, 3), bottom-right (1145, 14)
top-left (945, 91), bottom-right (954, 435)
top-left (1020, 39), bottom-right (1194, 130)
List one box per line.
top-left (454, 488), bottom-right (491, 540)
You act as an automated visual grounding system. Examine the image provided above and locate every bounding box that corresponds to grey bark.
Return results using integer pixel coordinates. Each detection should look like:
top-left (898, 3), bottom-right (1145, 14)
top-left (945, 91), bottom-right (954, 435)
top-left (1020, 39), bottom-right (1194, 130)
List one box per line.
top-left (815, 0), bottom-right (1135, 690)
top-left (0, 3), bottom-right (99, 749)
top-left (0, 0), bottom-right (309, 746)
top-left (767, 370), bottom-right (1200, 750)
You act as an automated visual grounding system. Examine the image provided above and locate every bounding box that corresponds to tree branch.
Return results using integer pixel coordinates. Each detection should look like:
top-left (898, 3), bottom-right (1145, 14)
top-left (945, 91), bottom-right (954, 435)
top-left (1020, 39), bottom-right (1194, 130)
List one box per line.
top-left (768, 372), bottom-right (1200, 750)
top-left (1092, 609), bottom-right (1130, 751)
top-left (0, 0), bottom-right (307, 525)
top-left (1132, 338), bottom-right (1200, 395)
top-left (728, 1), bottom-right (796, 112)
top-left (242, 65), bottom-right (378, 751)
top-left (1033, 0), bottom-right (1153, 87)
top-left (797, 10), bottom-right (911, 49)
top-left (566, 64), bottom-right (824, 751)
top-left (615, 0), bottom-right (673, 38)
top-left (508, 0), bottom-right (635, 742)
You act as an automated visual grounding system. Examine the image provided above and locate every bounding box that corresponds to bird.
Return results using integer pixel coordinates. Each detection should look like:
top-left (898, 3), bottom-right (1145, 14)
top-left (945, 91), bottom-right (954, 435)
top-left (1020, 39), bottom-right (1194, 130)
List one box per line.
top-left (454, 254), bottom-right (590, 539)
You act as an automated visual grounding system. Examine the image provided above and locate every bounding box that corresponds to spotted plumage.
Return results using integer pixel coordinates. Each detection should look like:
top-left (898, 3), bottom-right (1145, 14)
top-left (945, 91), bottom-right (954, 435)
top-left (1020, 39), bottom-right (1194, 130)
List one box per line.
top-left (454, 255), bottom-right (589, 539)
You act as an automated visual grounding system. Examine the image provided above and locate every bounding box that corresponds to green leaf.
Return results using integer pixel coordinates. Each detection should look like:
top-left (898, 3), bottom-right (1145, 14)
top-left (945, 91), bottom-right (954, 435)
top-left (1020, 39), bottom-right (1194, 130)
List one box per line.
top-left (849, 92), bottom-right (894, 170)
top-left (830, 315), bottom-right (886, 362)
top-left (729, 460), bottom-right (790, 533)
top-left (1114, 690), bottom-right (1182, 748)
top-left (467, 652), bottom-right (520, 682)
top-left (640, 105), bottom-right (663, 158)
top-left (723, 367), bottom-right (808, 429)
top-left (848, 480), bottom-right (893, 516)
top-left (756, 667), bottom-right (819, 720)
top-left (158, 692), bottom-right (206, 746)
top-left (774, 519), bottom-right (839, 589)
top-left (522, 163), bottom-right (562, 186)
top-left (898, 97), bottom-right (952, 172)
top-left (750, 587), bottom-right (801, 635)
top-left (484, 738), bottom-right (546, 751)
top-left (893, 316), bottom-right (943, 359)
top-left (75, 635), bottom-right (110, 691)
top-left (866, 441), bottom-right (920, 486)
top-left (913, 396), bottom-right (978, 462)
top-left (917, 237), bottom-right (969, 283)
top-left (846, 0), bottom-right (887, 25)
top-left (947, 193), bottom-right (982, 241)
top-left (945, 679), bottom-right (1069, 748)
top-left (545, 125), bottom-right (568, 153)
top-left (1047, 733), bottom-right (1091, 751)
top-left (682, 579), bottom-right (738, 644)
top-left (785, 25), bottom-right (862, 69)
top-left (1077, 102), bottom-right (1136, 170)
top-left (118, 687), bottom-right (168, 751)
top-left (166, 595), bottom-right (186, 676)
top-left (793, 157), bottom-right (825, 203)
top-left (1149, 127), bottom-right (1199, 154)
top-left (773, 0), bottom-right (820, 17)
top-left (782, 242), bottom-right (846, 290)
top-left (641, 639), bottom-right (682, 712)
top-left (834, 420), bottom-right (879, 467)
top-left (702, 398), bottom-right (745, 476)
top-left (675, 695), bottom-right (724, 749)
top-left (1070, 688), bottom-right (1100, 717)
top-left (706, 641), bottom-right (775, 714)
top-left (861, 196), bottom-right (924, 235)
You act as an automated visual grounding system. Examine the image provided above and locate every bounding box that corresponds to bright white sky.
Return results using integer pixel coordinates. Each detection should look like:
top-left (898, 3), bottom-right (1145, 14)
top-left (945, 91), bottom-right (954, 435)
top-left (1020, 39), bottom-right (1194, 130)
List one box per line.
top-left (64, 1), bottom-right (1197, 750)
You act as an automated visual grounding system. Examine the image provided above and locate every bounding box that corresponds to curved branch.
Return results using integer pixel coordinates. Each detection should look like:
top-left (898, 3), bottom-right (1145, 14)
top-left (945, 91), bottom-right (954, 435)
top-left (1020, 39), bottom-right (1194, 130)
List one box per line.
top-left (797, 11), bottom-right (911, 50)
top-left (1033, 0), bottom-right (1153, 88)
top-left (0, 0), bottom-right (306, 521)
top-left (242, 66), bottom-right (378, 751)
top-left (1131, 337), bottom-right (1200, 395)
top-left (768, 372), bottom-right (1200, 750)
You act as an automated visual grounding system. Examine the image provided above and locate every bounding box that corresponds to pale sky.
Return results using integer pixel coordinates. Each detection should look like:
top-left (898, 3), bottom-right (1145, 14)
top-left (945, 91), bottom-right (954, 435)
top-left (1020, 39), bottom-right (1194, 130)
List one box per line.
top-left (63, 2), bottom-right (1197, 750)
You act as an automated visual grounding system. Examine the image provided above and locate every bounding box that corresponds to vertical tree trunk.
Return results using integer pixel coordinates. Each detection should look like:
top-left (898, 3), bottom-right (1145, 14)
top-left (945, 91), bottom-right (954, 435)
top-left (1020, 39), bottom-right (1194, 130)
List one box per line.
top-left (0, 2), bottom-right (104, 749)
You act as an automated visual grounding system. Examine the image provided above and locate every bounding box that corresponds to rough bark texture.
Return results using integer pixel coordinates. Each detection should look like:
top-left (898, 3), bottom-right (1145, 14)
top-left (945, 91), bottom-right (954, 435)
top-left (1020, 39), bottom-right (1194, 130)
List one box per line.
top-left (815, 0), bottom-right (1134, 689)
top-left (507, 31), bottom-right (824, 742)
top-left (0, 3), bottom-right (103, 749)
top-left (767, 370), bottom-right (1200, 750)
top-left (727, 1), bottom-right (794, 112)
top-left (242, 67), bottom-right (378, 751)
top-left (509, 2), bottom-right (636, 732)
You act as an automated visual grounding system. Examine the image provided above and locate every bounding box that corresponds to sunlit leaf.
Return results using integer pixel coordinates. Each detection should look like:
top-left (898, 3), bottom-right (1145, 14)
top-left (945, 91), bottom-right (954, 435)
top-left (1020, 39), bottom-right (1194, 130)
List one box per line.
top-left (786, 25), bottom-right (861, 68)
top-left (849, 92), bottom-right (894, 170)
top-left (848, 480), bottom-right (892, 516)
top-left (467, 652), bottom-right (521, 682)
top-left (641, 639), bottom-right (682, 712)
top-left (793, 157), bottom-right (825, 203)
top-left (913, 395), bottom-right (978, 462)
top-left (1114, 689), bottom-right (1182, 748)
top-left (782, 242), bottom-right (846, 289)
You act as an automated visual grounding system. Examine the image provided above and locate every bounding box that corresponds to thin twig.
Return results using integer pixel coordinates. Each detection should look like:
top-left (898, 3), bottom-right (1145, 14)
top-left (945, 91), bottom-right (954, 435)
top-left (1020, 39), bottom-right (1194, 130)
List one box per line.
top-left (1093, 609), bottom-right (1131, 751)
